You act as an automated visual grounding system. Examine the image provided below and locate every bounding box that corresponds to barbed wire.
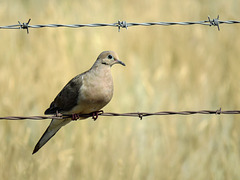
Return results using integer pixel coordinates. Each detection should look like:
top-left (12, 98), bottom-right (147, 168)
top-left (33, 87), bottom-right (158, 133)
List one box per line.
top-left (0, 16), bottom-right (240, 34)
top-left (0, 108), bottom-right (240, 121)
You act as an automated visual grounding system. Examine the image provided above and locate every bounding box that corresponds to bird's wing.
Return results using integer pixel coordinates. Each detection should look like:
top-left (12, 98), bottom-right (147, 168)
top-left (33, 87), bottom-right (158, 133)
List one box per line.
top-left (33, 73), bottom-right (87, 154)
top-left (32, 118), bottom-right (71, 154)
top-left (45, 73), bottom-right (84, 114)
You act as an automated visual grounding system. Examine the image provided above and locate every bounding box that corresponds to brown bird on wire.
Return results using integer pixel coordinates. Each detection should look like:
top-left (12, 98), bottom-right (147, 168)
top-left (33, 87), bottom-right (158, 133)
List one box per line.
top-left (32, 51), bottom-right (125, 154)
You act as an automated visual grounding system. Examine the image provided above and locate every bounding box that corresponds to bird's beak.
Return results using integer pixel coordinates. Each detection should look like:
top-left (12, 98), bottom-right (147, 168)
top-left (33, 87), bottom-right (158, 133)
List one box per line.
top-left (115, 59), bottom-right (126, 66)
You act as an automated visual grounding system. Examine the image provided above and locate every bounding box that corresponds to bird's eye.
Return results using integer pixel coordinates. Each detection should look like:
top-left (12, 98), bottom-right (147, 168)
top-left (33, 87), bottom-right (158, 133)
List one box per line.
top-left (108, 55), bottom-right (113, 59)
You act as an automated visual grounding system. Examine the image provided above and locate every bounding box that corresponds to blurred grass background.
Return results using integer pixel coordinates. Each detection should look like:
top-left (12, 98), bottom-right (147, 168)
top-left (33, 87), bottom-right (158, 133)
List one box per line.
top-left (0, 0), bottom-right (240, 179)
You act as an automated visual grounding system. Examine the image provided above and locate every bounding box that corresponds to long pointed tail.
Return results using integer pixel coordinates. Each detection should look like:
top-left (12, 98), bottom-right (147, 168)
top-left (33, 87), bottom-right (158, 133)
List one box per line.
top-left (32, 119), bottom-right (71, 154)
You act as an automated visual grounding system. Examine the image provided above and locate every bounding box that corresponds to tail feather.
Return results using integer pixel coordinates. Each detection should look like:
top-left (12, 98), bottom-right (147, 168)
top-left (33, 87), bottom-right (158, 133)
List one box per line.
top-left (32, 119), bottom-right (71, 154)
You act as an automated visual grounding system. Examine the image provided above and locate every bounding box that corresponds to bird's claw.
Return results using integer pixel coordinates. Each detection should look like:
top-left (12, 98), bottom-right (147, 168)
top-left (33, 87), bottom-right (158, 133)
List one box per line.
top-left (69, 111), bottom-right (103, 121)
top-left (71, 114), bottom-right (80, 120)
top-left (55, 111), bottom-right (63, 118)
top-left (92, 110), bottom-right (103, 121)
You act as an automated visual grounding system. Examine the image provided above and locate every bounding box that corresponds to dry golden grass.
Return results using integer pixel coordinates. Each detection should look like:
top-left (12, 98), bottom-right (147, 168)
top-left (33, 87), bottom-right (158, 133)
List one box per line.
top-left (1, 0), bottom-right (240, 179)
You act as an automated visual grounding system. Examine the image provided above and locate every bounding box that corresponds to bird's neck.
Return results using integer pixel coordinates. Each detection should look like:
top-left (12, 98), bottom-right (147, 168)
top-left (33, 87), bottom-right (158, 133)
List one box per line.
top-left (87, 64), bottom-right (112, 83)
top-left (91, 64), bottom-right (111, 75)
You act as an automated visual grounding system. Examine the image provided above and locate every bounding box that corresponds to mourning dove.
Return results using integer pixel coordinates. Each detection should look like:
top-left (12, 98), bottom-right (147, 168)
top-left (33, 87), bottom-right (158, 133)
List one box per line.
top-left (32, 51), bottom-right (125, 154)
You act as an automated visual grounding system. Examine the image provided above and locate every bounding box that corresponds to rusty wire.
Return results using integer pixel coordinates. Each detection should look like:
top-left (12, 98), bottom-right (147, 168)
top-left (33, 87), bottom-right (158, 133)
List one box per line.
top-left (0, 16), bottom-right (239, 33)
top-left (0, 108), bottom-right (240, 121)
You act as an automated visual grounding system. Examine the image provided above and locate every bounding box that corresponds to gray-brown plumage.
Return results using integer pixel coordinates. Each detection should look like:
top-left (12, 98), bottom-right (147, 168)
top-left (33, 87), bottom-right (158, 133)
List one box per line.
top-left (32, 51), bottom-right (125, 154)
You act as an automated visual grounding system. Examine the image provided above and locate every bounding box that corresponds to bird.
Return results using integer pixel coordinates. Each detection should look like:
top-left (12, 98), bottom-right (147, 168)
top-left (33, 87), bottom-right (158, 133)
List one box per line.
top-left (32, 51), bottom-right (125, 154)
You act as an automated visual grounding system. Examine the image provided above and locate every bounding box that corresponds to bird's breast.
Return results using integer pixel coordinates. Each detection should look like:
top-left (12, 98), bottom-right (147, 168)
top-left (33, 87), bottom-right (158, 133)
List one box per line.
top-left (71, 69), bottom-right (113, 114)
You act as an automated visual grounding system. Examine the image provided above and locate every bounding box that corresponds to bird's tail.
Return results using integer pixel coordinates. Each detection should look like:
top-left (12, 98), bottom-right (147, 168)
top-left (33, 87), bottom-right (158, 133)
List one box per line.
top-left (32, 119), bottom-right (71, 154)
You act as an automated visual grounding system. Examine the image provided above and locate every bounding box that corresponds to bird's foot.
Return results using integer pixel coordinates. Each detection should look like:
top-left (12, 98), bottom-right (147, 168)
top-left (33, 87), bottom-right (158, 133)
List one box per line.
top-left (71, 114), bottom-right (80, 120)
top-left (92, 110), bottom-right (103, 121)
top-left (55, 111), bottom-right (63, 118)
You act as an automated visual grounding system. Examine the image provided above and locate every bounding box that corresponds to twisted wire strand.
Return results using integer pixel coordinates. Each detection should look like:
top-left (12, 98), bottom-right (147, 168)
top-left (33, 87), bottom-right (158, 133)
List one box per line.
top-left (0, 109), bottom-right (240, 121)
top-left (0, 16), bottom-right (239, 33)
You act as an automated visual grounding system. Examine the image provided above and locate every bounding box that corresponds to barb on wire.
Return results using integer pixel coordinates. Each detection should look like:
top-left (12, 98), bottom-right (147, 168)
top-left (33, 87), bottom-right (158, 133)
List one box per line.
top-left (0, 108), bottom-right (240, 121)
top-left (117, 20), bottom-right (128, 32)
top-left (0, 16), bottom-right (240, 33)
top-left (18, 18), bottom-right (31, 34)
top-left (208, 15), bottom-right (220, 31)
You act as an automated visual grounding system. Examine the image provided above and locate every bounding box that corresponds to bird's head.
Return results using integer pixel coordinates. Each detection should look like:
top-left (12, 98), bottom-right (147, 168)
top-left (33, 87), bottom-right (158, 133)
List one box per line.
top-left (97, 51), bottom-right (126, 67)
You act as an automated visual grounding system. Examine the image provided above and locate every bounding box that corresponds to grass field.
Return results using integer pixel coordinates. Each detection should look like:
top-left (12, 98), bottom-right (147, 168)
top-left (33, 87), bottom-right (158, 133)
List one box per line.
top-left (0, 0), bottom-right (240, 179)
